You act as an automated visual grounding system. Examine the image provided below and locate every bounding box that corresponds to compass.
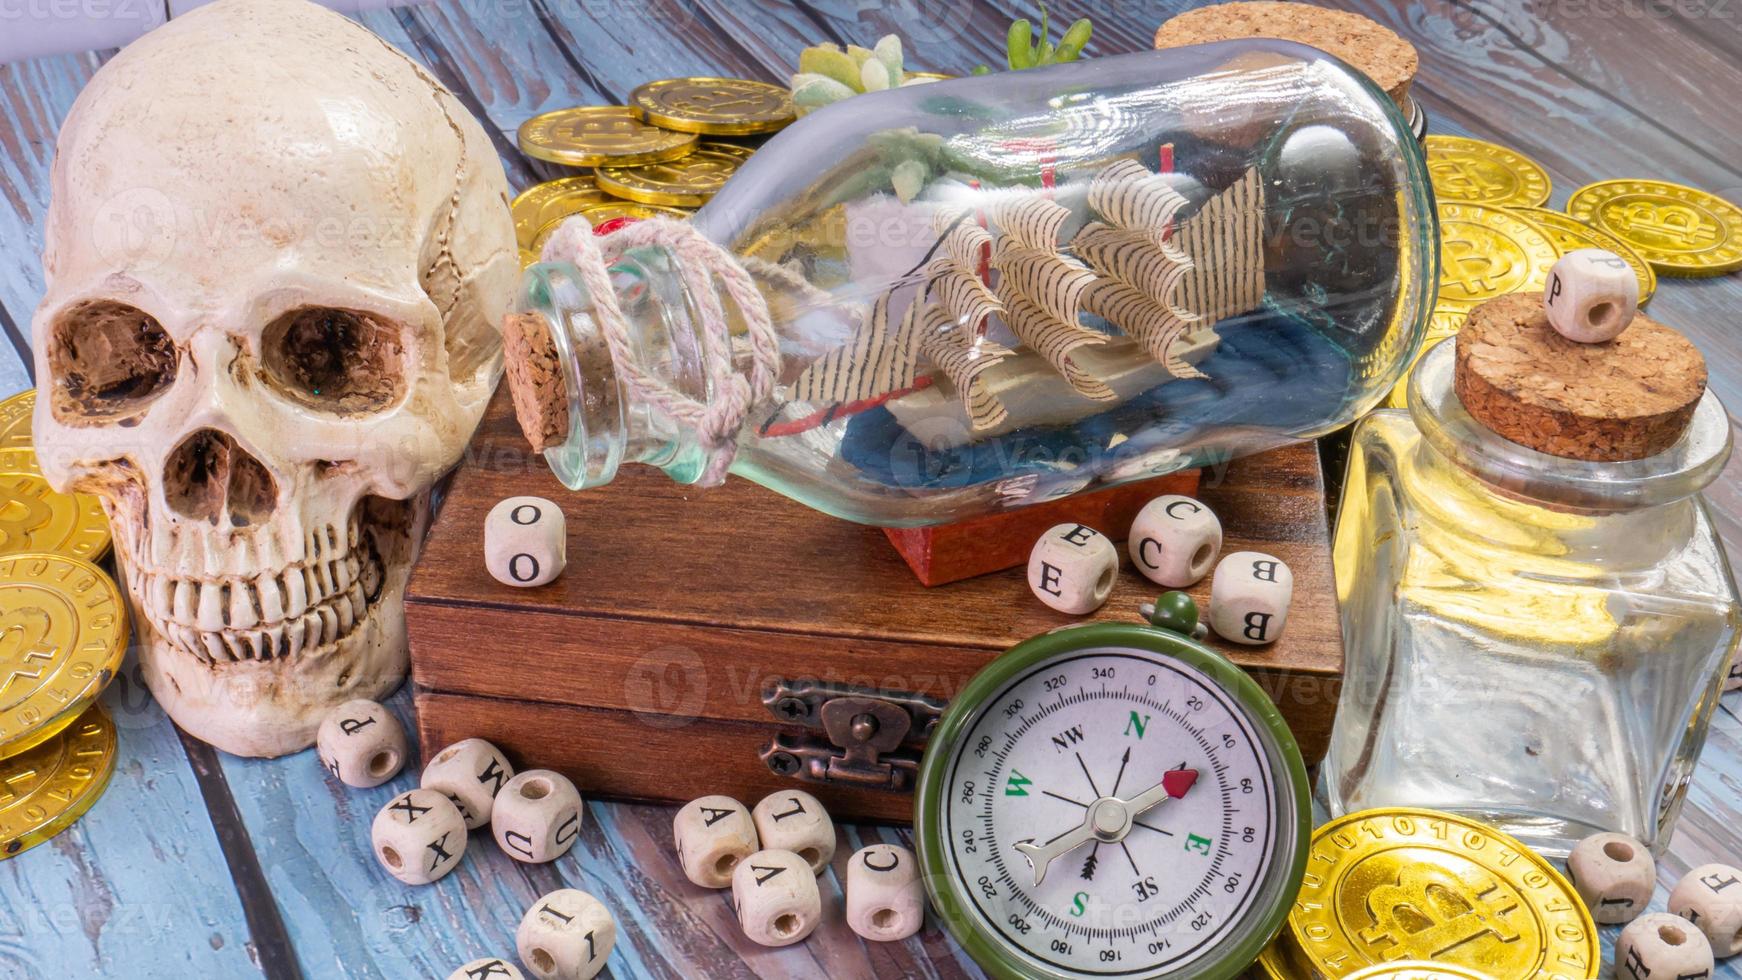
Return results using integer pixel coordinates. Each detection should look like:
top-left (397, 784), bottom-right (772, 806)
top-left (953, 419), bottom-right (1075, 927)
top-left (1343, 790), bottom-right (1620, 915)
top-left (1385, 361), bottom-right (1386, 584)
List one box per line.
top-left (915, 595), bottom-right (1310, 980)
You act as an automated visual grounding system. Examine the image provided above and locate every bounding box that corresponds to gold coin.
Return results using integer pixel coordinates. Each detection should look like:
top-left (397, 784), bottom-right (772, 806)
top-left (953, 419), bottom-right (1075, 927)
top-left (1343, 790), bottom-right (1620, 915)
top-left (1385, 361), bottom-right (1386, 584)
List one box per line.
top-left (1566, 179), bottom-right (1742, 276)
top-left (700, 140), bottom-right (758, 162)
top-left (0, 389), bottom-right (34, 454)
top-left (510, 176), bottom-right (616, 249)
top-left (1426, 135), bottom-right (1552, 208)
top-left (0, 472), bottom-right (110, 561)
top-left (517, 106), bottom-right (698, 168)
top-left (527, 203), bottom-right (692, 252)
top-left (1256, 930), bottom-right (1316, 980)
top-left (1289, 808), bottom-right (1598, 980)
top-left (1343, 962), bottom-right (1498, 980)
top-left (903, 71), bottom-right (956, 82)
top-left (628, 77), bottom-right (796, 136)
top-left (595, 148), bottom-right (742, 207)
top-left (0, 553), bottom-right (128, 759)
top-left (1436, 202), bottom-right (1561, 311)
top-left (0, 703), bottom-right (115, 858)
top-left (1507, 206), bottom-right (1657, 305)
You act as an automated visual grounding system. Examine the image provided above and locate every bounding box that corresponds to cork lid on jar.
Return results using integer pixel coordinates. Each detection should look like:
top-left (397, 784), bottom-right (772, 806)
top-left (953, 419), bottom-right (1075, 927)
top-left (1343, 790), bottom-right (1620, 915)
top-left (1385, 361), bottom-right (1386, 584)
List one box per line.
top-left (1452, 291), bottom-right (1707, 462)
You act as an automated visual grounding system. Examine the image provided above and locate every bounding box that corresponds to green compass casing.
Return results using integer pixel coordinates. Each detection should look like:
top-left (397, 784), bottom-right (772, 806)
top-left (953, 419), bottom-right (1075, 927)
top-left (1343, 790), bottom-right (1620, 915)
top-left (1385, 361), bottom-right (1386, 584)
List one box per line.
top-left (914, 615), bottom-right (1310, 980)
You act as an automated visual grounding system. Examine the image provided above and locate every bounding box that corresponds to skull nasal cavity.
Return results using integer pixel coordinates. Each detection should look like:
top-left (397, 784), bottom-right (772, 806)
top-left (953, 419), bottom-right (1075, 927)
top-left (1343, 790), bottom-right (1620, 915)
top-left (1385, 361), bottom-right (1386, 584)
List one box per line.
top-left (164, 430), bottom-right (278, 527)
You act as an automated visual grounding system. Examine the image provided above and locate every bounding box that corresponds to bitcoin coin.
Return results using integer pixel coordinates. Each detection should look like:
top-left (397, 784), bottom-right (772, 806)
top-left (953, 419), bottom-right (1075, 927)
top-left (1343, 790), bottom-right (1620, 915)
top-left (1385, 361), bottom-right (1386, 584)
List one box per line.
top-left (595, 148), bottom-right (742, 207)
top-left (527, 203), bottom-right (692, 252)
top-left (510, 176), bottom-right (615, 248)
top-left (1344, 962), bottom-right (1499, 980)
top-left (0, 389), bottom-right (34, 454)
top-left (1289, 808), bottom-right (1598, 980)
top-left (0, 703), bottom-right (115, 858)
top-left (699, 140), bottom-right (758, 162)
top-left (1425, 136), bottom-right (1552, 208)
top-left (517, 106), bottom-right (697, 168)
top-left (0, 553), bottom-right (128, 759)
top-left (1256, 930), bottom-right (1317, 980)
top-left (1436, 202), bottom-right (1561, 311)
top-left (1507, 206), bottom-right (1657, 305)
top-left (0, 472), bottom-right (110, 561)
top-left (1566, 179), bottom-right (1742, 276)
top-left (629, 77), bottom-right (796, 135)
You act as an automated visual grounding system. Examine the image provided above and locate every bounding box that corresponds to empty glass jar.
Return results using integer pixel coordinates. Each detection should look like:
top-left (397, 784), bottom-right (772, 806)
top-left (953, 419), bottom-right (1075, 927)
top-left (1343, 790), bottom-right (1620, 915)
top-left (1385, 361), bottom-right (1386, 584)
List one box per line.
top-left (1326, 341), bottom-right (1740, 857)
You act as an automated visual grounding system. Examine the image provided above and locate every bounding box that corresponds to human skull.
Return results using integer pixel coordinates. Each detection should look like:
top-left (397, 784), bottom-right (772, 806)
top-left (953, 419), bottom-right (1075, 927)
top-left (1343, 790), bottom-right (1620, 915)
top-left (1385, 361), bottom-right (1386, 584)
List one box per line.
top-left (31, 0), bottom-right (516, 757)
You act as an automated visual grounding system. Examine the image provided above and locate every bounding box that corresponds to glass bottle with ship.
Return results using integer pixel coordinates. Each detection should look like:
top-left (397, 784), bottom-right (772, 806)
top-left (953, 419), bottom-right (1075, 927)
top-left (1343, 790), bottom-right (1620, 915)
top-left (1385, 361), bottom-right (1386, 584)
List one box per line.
top-left (500, 41), bottom-right (1435, 526)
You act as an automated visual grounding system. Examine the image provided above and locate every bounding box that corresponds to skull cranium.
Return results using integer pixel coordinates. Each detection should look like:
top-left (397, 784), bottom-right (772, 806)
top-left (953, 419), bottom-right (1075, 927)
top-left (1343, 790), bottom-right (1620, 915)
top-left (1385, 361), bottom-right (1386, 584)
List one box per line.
top-left (30, 0), bottom-right (516, 756)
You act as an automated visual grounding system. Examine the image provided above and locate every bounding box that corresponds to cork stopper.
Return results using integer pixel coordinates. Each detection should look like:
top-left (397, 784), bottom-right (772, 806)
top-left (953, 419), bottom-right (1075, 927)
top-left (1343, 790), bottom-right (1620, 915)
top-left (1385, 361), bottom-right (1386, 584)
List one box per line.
top-left (1153, 2), bottom-right (1419, 109)
top-left (501, 311), bottom-right (570, 453)
top-left (1453, 292), bottom-right (1706, 462)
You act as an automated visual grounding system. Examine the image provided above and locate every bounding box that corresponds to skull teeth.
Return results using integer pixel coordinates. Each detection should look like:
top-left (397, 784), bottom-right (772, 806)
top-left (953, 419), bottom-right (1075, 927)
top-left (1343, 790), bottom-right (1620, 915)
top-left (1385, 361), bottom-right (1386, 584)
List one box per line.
top-left (138, 516), bottom-right (380, 662)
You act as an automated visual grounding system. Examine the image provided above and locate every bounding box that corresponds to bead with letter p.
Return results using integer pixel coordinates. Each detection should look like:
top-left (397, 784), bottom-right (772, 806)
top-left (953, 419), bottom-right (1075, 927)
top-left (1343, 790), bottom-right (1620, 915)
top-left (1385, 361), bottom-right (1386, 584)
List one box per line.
top-left (1544, 248), bottom-right (1638, 344)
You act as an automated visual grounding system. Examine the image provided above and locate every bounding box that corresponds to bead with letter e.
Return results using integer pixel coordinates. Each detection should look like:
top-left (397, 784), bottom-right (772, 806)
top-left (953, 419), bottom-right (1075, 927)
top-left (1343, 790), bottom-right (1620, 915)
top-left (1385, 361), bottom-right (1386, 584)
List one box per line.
top-left (1027, 522), bottom-right (1118, 615)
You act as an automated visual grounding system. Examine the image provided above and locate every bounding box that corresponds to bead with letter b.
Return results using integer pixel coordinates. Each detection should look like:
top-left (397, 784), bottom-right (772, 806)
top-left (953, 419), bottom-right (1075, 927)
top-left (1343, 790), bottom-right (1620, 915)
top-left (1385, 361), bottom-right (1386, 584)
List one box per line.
top-left (421, 737), bottom-right (515, 830)
top-left (846, 843), bottom-right (924, 941)
top-left (1670, 863), bottom-right (1742, 958)
top-left (1568, 832), bottom-right (1654, 924)
top-left (492, 769), bottom-right (583, 863)
top-left (751, 789), bottom-right (835, 874)
top-left (516, 888), bottom-right (616, 980)
top-left (674, 795), bottom-right (759, 888)
top-left (732, 849), bottom-right (821, 947)
top-left (1544, 248), bottom-right (1638, 344)
top-left (372, 788), bottom-right (467, 885)
top-left (1027, 522), bottom-right (1119, 615)
top-left (448, 959), bottom-right (524, 980)
top-left (316, 698), bottom-right (408, 788)
top-left (1128, 494), bottom-right (1221, 588)
top-left (1617, 913), bottom-right (1714, 980)
top-left (1209, 551), bottom-right (1292, 645)
top-left (486, 495), bottom-right (566, 587)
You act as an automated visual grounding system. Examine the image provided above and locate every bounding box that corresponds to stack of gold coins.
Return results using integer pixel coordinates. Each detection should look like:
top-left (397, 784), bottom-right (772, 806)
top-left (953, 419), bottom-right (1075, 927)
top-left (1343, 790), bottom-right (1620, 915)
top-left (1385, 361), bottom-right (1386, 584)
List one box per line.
top-left (1279, 808), bottom-right (1597, 980)
top-left (0, 388), bottom-right (126, 859)
top-left (511, 78), bottom-right (796, 264)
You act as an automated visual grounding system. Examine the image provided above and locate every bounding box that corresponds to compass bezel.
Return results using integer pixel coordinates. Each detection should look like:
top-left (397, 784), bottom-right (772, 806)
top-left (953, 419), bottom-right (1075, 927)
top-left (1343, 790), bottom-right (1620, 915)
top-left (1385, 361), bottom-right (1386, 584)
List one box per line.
top-left (914, 621), bottom-right (1311, 980)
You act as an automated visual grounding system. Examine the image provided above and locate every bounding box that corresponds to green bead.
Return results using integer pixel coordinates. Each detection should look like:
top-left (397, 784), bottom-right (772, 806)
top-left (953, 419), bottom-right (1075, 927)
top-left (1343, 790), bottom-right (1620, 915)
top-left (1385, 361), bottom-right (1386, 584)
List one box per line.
top-left (1146, 591), bottom-right (1199, 636)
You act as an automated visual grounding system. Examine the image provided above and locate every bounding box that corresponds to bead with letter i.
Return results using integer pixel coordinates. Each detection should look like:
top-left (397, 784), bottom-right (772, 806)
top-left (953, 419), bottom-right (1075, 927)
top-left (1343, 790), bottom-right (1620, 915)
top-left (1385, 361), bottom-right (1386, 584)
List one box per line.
top-left (316, 699), bottom-right (408, 788)
top-left (516, 888), bottom-right (617, 980)
top-left (448, 959), bottom-right (524, 980)
top-left (732, 848), bottom-right (821, 947)
top-left (674, 795), bottom-right (759, 888)
top-left (371, 788), bottom-right (467, 886)
top-left (1209, 551), bottom-right (1292, 645)
top-left (1544, 248), bottom-right (1639, 344)
top-left (492, 770), bottom-right (583, 863)
top-left (1670, 863), bottom-right (1742, 958)
top-left (486, 495), bottom-right (567, 587)
top-left (1028, 522), bottom-right (1119, 615)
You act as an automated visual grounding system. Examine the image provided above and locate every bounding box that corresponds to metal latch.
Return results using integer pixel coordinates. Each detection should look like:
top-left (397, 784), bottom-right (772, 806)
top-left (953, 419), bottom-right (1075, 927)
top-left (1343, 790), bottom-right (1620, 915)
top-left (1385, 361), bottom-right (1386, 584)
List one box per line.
top-left (758, 679), bottom-right (946, 793)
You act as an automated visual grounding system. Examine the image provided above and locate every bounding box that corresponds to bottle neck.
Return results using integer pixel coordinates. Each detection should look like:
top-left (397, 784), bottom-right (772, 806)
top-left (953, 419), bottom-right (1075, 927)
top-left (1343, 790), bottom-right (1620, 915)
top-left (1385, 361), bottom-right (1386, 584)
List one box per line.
top-left (515, 247), bottom-right (715, 490)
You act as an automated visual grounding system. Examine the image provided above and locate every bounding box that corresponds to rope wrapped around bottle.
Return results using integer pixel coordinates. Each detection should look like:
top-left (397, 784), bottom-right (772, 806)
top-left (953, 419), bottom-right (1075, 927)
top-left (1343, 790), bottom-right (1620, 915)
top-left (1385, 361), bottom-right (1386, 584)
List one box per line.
top-left (536, 215), bottom-right (783, 486)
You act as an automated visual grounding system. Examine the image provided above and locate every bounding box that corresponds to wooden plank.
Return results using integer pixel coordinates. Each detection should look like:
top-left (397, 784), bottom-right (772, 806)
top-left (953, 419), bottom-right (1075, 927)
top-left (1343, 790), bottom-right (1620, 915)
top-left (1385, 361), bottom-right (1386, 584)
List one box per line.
top-left (0, 670), bottom-right (263, 978)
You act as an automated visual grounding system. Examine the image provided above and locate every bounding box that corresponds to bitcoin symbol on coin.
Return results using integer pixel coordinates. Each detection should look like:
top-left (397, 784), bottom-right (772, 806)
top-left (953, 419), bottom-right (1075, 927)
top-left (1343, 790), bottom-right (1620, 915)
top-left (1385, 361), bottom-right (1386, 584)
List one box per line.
top-left (1358, 865), bottom-right (1522, 961)
top-left (1613, 201), bottom-right (1720, 248)
top-left (0, 485), bottom-right (51, 551)
top-left (1441, 235), bottom-right (1512, 298)
top-left (1429, 161), bottom-right (1511, 203)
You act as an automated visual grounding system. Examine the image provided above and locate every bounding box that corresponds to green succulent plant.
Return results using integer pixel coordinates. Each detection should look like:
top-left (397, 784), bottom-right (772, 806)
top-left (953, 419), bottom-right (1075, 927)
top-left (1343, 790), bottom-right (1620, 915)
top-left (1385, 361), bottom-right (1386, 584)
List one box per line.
top-left (972, 2), bottom-right (1092, 75)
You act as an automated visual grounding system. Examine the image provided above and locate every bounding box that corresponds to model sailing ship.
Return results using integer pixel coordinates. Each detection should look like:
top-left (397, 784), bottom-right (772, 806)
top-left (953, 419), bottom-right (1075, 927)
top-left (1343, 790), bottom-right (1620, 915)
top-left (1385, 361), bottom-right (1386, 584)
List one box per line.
top-left (787, 158), bottom-right (1268, 445)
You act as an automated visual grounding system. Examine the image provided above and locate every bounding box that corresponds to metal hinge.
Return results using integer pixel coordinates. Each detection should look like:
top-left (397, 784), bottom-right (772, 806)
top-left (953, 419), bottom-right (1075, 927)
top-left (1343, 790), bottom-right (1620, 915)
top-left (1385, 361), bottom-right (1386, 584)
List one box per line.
top-left (758, 679), bottom-right (946, 793)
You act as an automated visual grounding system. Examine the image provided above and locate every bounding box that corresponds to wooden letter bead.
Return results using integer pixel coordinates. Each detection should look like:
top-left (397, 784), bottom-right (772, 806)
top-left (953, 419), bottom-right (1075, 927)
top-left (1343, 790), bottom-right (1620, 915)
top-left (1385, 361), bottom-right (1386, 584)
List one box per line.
top-left (732, 849), bottom-right (821, 947)
top-left (448, 958), bottom-right (525, 980)
top-left (421, 738), bottom-right (515, 830)
top-left (1027, 523), bottom-right (1119, 615)
top-left (486, 496), bottom-right (566, 588)
top-left (1209, 552), bottom-right (1293, 645)
top-left (1670, 863), bottom-right (1742, 958)
top-left (1568, 832), bottom-right (1655, 924)
top-left (516, 888), bottom-right (616, 980)
top-left (492, 770), bottom-right (583, 864)
top-left (371, 788), bottom-right (467, 886)
top-left (1618, 912), bottom-right (1715, 980)
top-left (1545, 248), bottom-right (1639, 343)
top-left (1725, 651), bottom-right (1741, 692)
top-left (751, 789), bottom-right (835, 874)
top-left (1128, 494), bottom-right (1221, 588)
top-left (846, 843), bottom-right (924, 941)
top-left (673, 795), bottom-right (759, 888)
top-left (316, 698), bottom-right (408, 788)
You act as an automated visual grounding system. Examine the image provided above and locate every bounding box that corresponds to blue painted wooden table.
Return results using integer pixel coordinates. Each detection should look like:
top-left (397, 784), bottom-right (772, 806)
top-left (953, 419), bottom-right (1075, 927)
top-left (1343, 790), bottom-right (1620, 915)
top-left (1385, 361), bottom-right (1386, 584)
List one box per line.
top-left (2, 2), bottom-right (1740, 978)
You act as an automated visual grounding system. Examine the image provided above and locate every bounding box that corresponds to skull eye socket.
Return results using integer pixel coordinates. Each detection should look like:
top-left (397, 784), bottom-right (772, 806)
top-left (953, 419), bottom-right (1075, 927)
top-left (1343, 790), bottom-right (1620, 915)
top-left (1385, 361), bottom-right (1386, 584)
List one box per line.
top-left (261, 307), bottom-right (405, 414)
top-left (47, 300), bottom-right (177, 422)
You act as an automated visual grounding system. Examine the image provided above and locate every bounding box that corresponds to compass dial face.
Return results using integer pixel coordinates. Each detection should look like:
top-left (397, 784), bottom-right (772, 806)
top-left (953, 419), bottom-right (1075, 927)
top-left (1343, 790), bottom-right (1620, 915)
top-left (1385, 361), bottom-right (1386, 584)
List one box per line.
top-left (937, 644), bottom-right (1301, 978)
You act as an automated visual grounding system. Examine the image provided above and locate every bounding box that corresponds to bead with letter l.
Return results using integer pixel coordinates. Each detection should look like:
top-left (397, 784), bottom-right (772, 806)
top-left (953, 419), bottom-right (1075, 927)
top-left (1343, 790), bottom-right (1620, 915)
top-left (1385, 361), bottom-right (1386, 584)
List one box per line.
top-left (493, 769), bottom-right (584, 863)
top-left (1027, 522), bottom-right (1119, 615)
top-left (1128, 494), bottom-right (1222, 588)
top-left (1209, 551), bottom-right (1292, 645)
top-left (1544, 248), bottom-right (1639, 344)
top-left (751, 789), bottom-right (835, 874)
top-left (486, 495), bottom-right (567, 587)
top-left (516, 888), bottom-right (616, 980)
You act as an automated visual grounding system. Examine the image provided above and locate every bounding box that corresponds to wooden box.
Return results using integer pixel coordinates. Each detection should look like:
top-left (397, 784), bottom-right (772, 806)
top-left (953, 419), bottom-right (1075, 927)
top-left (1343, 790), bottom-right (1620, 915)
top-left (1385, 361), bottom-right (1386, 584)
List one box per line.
top-left (406, 391), bottom-right (1344, 823)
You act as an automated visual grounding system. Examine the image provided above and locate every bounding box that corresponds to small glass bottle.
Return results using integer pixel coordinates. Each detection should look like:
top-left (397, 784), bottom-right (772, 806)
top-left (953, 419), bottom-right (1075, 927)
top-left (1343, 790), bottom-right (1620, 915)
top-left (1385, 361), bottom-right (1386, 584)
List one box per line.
top-left (1326, 341), bottom-right (1740, 857)
top-left (506, 42), bottom-right (1435, 526)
